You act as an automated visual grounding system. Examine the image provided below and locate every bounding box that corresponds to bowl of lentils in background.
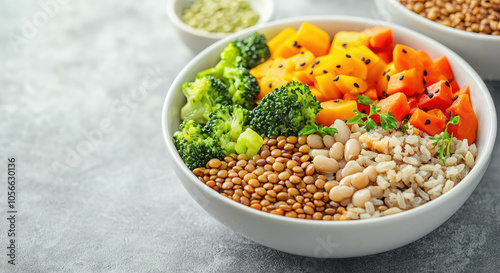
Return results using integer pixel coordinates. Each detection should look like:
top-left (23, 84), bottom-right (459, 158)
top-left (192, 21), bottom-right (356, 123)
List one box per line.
top-left (168, 0), bottom-right (274, 53)
top-left (375, 0), bottom-right (500, 80)
top-left (162, 16), bottom-right (496, 257)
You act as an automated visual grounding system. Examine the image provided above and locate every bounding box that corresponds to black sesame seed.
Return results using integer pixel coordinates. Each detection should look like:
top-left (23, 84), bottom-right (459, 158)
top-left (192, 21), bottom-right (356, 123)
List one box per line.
top-left (323, 70), bottom-right (328, 74)
top-left (268, 83), bottom-right (272, 88)
top-left (402, 48), bottom-right (407, 53)
top-left (386, 74), bottom-right (390, 81)
top-left (399, 75), bottom-right (404, 80)
top-left (383, 71), bottom-right (387, 76)
top-left (333, 76), bottom-right (340, 82)
top-left (404, 114), bottom-right (410, 120)
top-left (334, 99), bottom-right (339, 102)
top-left (354, 83), bottom-right (360, 88)
top-left (300, 62), bottom-right (306, 67)
top-left (361, 56), bottom-right (365, 61)
top-left (309, 70), bottom-right (313, 75)
top-left (423, 70), bottom-right (428, 76)
top-left (362, 109), bottom-right (366, 114)
top-left (297, 45), bottom-right (302, 48)
top-left (453, 95), bottom-right (458, 101)
top-left (449, 111), bottom-right (452, 117)
top-left (445, 81), bottom-right (450, 87)
top-left (435, 88), bottom-right (440, 94)
top-left (423, 79), bottom-right (427, 85)
top-left (315, 60), bottom-right (320, 64)
top-left (346, 54), bottom-right (351, 58)
top-left (383, 91), bottom-right (389, 97)
top-left (428, 93), bottom-right (434, 98)
top-left (424, 88), bottom-right (428, 94)
top-left (292, 41), bottom-right (297, 46)
top-left (278, 64), bottom-right (283, 68)
top-left (336, 64), bottom-right (341, 68)
top-left (425, 119), bottom-right (431, 125)
top-left (365, 59), bottom-right (371, 64)
top-left (300, 51), bottom-right (304, 54)
top-left (342, 43), bottom-right (347, 48)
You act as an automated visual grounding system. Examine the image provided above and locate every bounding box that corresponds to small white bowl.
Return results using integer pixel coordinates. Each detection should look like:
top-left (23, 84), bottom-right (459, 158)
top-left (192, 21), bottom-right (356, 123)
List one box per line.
top-left (162, 16), bottom-right (496, 258)
top-left (375, 0), bottom-right (500, 81)
top-left (167, 0), bottom-right (275, 53)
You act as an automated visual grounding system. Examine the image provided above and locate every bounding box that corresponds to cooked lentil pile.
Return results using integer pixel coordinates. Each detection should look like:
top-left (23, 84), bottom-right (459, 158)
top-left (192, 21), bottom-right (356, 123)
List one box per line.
top-left (398, 0), bottom-right (500, 35)
top-left (193, 120), bottom-right (477, 221)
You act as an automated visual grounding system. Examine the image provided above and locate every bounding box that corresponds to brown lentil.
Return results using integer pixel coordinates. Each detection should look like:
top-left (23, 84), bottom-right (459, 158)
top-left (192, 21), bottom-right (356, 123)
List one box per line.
top-left (398, 0), bottom-right (500, 35)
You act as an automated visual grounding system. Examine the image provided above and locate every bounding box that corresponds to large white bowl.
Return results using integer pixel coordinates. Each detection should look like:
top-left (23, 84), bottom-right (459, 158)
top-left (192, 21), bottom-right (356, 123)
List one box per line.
top-left (167, 0), bottom-right (275, 53)
top-left (375, 0), bottom-right (500, 81)
top-left (162, 16), bottom-right (496, 258)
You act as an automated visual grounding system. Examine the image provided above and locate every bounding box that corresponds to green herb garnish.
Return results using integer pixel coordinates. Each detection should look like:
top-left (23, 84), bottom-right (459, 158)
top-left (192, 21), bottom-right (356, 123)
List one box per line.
top-left (299, 123), bottom-right (338, 136)
top-left (398, 115), bottom-right (411, 134)
top-left (354, 94), bottom-right (373, 106)
top-left (347, 101), bottom-right (398, 132)
top-left (429, 115), bottom-right (460, 164)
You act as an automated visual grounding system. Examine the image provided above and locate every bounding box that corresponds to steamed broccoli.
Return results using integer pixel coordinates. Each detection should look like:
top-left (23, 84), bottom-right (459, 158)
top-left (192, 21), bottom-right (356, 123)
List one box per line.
top-left (173, 119), bottom-right (224, 170)
top-left (249, 82), bottom-right (322, 137)
top-left (222, 66), bottom-right (259, 109)
top-left (204, 104), bottom-right (260, 156)
top-left (180, 75), bottom-right (232, 124)
top-left (235, 128), bottom-right (264, 158)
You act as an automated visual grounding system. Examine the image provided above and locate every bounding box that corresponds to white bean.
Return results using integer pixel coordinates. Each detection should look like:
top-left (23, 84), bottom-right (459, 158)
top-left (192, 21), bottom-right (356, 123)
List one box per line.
top-left (367, 186), bottom-right (384, 199)
top-left (339, 176), bottom-right (351, 187)
top-left (363, 165), bottom-right (378, 182)
top-left (350, 172), bottom-right (369, 189)
top-left (307, 134), bottom-right (324, 149)
top-left (344, 139), bottom-right (361, 161)
top-left (323, 134), bottom-right (335, 148)
top-left (342, 160), bottom-right (363, 177)
top-left (329, 185), bottom-right (354, 202)
top-left (329, 142), bottom-right (344, 161)
top-left (313, 155), bottom-right (339, 174)
top-left (352, 189), bottom-right (371, 207)
top-left (309, 149), bottom-right (330, 158)
top-left (331, 120), bottom-right (350, 144)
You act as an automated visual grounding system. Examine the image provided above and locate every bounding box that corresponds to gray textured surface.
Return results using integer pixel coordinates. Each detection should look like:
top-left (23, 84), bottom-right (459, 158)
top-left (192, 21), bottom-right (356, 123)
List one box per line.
top-left (0, 0), bottom-right (499, 272)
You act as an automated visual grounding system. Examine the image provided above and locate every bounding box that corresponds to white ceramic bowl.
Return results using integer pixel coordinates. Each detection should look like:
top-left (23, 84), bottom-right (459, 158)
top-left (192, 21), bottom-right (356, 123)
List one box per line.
top-left (162, 16), bottom-right (496, 258)
top-left (375, 0), bottom-right (500, 81)
top-left (167, 0), bottom-right (275, 53)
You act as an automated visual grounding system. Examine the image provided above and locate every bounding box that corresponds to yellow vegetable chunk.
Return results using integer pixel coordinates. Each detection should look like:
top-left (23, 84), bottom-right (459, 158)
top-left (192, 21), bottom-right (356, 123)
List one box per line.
top-left (334, 75), bottom-right (367, 94)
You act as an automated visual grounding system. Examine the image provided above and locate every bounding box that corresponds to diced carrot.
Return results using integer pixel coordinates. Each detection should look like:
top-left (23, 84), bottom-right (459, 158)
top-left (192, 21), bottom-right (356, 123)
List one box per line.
top-left (387, 68), bottom-right (423, 97)
top-left (429, 56), bottom-right (454, 81)
top-left (409, 109), bottom-right (446, 136)
top-left (449, 79), bottom-right (460, 92)
top-left (454, 84), bottom-right (470, 97)
top-left (316, 99), bottom-right (358, 126)
top-left (408, 96), bottom-right (418, 115)
top-left (268, 27), bottom-right (296, 56)
top-left (417, 50), bottom-right (433, 70)
top-left (445, 94), bottom-right (477, 142)
top-left (295, 22), bottom-right (331, 56)
top-left (315, 72), bottom-right (343, 101)
top-left (364, 27), bottom-right (393, 51)
top-left (377, 93), bottom-right (410, 121)
top-left (417, 80), bottom-right (453, 110)
top-left (375, 49), bottom-right (393, 64)
top-left (334, 75), bottom-right (368, 94)
top-left (330, 31), bottom-right (369, 50)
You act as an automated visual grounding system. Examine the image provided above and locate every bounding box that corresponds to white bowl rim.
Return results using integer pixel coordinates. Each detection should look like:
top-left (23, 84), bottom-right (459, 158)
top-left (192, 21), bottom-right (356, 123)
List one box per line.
top-left (162, 15), bottom-right (497, 228)
top-left (167, 0), bottom-right (275, 39)
top-left (382, 0), bottom-right (500, 41)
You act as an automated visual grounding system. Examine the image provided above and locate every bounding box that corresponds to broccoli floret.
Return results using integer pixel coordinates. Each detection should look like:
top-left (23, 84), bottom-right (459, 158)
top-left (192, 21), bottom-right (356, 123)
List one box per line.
top-left (204, 104), bottom-right (250, 155)
top-left (249, 82), bottom-right (322, 137)
top-left (173, 119), bottom-right (224, 170)
top-left (180, 76), bottom-right (232, 124)
top-left (198, 33), bottom-right (270, 79)
top-left (222, 66), bottom-right (259, 109)
top-left (235, 128), bottom-right (264, 158)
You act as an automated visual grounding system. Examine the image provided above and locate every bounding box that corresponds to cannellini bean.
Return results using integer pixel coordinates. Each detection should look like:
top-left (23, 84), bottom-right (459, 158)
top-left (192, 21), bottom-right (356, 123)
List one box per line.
top-left (363, 165), bottom-right (378, 182)
top-left (350, 172), bottom-right (369, 189)
top-left (344, 139), bottom-right (361, 161)
top-left (307, 134), bottom-right (324, 149)
top-left (342, 160), bottom-right (363, 177)
top-left (339, 176), bottom-right (351, 187)
top-left (367, 186), bottom-right (384, 199)
top-left (331, 120), bottom-right (350, 144)
top-left (329, 185), bottom-right (354, 202)
top-left (309, 149), bottom-right (330, 158)
top-left (323, 134), bottom-right (335, 148)
top-left (313, 155), bottom-right (339, 174)
top-left (329, 142), bottom-right (344, 161)
top-left (352, 189), bottom-right (371, 207)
